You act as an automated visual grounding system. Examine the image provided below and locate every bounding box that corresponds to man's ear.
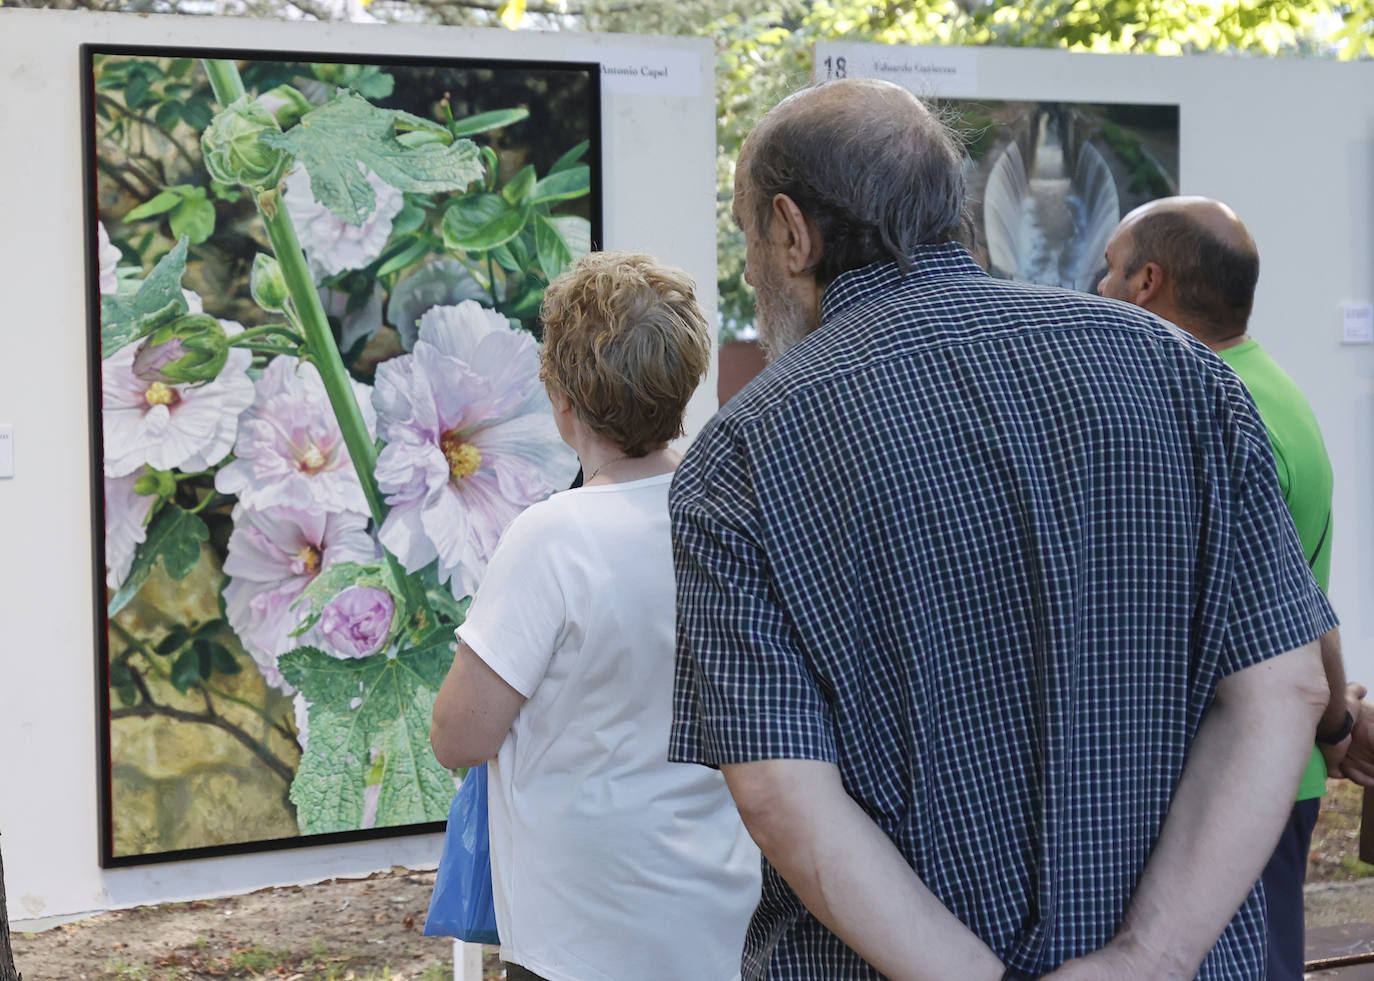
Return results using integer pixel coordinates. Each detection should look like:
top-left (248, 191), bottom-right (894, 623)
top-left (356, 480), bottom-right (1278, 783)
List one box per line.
top-left (771, 193), bottom-right (824, 277)
top-left (1132, 261), bottom-right (1166, 308)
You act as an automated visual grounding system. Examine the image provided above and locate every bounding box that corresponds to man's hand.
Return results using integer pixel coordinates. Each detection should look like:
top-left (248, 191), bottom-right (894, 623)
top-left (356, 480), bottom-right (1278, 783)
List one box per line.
top-left (721, 758), bottom-right (1004, 981)
top-left (1039, 938), bottom-right (1189, 981)
top-left (1336, 685), bottom-right (1374, 786)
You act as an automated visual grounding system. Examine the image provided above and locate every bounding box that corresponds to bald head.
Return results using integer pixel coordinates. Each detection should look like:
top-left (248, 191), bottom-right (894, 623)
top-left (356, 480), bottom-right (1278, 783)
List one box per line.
top-left (1112, 196), bottom-right (1260, 342)
top-left (741, 78), bottom-right (968, 284)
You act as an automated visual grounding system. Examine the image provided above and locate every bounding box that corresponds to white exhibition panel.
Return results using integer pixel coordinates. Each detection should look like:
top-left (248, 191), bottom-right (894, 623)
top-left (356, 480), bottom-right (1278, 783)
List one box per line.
top-left (0, 8), bottom-right (714, 923)
top-left (818, 40), bottom-right (1374, 686)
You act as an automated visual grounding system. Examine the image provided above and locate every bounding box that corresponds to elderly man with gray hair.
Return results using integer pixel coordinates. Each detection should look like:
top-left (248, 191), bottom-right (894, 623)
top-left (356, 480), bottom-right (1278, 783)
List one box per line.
top-left (668, 79), bottom-right (1335, 980)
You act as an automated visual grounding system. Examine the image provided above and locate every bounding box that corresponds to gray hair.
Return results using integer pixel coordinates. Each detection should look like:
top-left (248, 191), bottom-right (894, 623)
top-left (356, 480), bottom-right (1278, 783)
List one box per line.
top-left (745, 80), bottom-right (969, 284)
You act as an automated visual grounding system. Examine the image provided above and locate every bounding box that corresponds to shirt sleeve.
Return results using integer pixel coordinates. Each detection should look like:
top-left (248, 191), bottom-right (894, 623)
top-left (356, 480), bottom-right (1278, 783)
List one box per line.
top-left (1219, 382), bottom-right (1337, 677)
top-left (456, 503), bottom-right (566, 699)
top-left (668, 421), bottom-right (836, 768)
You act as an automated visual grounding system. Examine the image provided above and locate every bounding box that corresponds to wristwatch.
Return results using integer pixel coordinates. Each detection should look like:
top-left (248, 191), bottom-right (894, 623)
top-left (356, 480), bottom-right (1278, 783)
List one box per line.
top-left (1317, 710), bottom-right (1356, 745)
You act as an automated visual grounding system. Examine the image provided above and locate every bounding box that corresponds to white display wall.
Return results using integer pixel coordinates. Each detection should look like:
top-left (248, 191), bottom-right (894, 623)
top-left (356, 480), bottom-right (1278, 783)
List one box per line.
top-left (817, 40), bottom-right (1374, 686)
top-left (0, 8), bottom-right (715, 923)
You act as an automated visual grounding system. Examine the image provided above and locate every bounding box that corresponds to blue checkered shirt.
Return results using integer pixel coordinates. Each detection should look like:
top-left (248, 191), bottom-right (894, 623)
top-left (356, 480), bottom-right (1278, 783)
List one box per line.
top-left (669, 243), bottom-right (1336, 980)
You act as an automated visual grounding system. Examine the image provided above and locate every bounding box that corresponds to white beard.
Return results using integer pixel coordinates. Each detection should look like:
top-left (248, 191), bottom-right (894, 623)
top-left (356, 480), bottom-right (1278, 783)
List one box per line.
top-left (754, 274), bottom-right (818, 363)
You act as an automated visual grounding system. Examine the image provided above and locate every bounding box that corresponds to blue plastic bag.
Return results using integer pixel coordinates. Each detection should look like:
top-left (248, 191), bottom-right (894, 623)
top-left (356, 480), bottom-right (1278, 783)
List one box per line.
top-left (424, 763), bottom-right (500, 944)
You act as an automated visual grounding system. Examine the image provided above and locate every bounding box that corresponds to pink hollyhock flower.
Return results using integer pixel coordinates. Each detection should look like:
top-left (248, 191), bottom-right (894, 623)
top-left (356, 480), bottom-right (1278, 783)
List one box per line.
top-left (97, 221), bottom-right (121, 295)
top-left (222, 506), bottom-right (377, 692)
top-left (283, 165), bottom-right (404, 281)
top-left (102, 323), bottom-right (254, 478)
top-left (104, 472), bottom-right (154, 591)
top-left (372, 301), bottom-right (577, 599)
top-left (319, 586), bottom-right (395, 658)
top-left (215, 356), bottom-right (375, 516)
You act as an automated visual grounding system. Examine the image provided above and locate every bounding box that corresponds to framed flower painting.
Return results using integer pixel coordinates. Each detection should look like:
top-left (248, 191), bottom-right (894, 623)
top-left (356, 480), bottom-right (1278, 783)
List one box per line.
top-left (84, 44), bottom-right (600, 865)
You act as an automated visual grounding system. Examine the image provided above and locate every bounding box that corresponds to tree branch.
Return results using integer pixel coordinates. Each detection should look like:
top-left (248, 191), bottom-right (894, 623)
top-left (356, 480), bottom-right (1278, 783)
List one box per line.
top-left (112, 689), bottom-right (296, 784)
top-left (111, 646), bottom-right (296, 784)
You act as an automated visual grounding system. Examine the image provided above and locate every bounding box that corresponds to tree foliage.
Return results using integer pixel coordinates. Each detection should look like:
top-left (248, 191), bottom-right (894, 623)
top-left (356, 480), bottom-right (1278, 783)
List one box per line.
top-left (8, 0), bottom-right (1372, 331)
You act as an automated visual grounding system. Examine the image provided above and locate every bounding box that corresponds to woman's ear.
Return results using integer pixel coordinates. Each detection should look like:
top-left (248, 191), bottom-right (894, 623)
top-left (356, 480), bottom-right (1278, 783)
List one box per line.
top-left (546, 383), bottom-right (573, 416)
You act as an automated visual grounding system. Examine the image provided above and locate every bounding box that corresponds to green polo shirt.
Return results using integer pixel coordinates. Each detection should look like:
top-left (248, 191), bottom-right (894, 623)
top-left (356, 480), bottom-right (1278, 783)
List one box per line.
top-left (1219, 339), bottom-right (1334, 800)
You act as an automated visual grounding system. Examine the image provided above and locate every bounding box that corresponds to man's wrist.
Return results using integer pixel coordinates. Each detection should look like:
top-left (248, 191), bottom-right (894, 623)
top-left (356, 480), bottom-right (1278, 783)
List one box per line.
top-left (1317, 709), bottom-right (1356, 745)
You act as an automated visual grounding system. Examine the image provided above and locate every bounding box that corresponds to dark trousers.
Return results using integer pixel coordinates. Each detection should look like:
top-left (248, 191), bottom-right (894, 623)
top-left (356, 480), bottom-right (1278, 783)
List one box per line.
top-left (1260, 796), bottom-right (1321, 981)
top-left (503, 963), bottom-right (550, 981)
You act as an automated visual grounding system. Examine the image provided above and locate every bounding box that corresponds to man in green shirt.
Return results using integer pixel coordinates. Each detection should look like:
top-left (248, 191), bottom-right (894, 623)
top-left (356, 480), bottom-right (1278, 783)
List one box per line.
top-left (1098, 195), bottom-right (1354, 980)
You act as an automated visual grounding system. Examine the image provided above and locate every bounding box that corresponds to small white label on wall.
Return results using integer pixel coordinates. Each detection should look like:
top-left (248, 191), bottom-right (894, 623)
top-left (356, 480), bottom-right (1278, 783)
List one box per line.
top-left (568, 47), bottom-right (703, 98)
top-left (1342, 301), bottom-right (1374, 345)
top-left (0, 424), bottom-right (12, 478)
top-left (813, 42), bottom-right (980, 98)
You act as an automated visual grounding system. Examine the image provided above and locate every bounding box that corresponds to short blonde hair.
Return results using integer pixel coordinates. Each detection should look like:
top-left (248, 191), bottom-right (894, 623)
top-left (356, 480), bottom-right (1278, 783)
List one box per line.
top-left (540, 251), bottom-right (710, 457)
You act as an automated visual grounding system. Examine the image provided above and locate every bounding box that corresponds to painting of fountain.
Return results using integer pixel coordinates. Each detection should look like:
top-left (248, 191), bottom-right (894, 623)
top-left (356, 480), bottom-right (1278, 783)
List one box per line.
top-left (982, 112), bottom-right (1122, 292)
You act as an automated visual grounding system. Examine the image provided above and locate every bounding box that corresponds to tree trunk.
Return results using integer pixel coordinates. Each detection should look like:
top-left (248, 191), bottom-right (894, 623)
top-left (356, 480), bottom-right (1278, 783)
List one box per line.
top-left (0, 832), bottom-right (21, 981)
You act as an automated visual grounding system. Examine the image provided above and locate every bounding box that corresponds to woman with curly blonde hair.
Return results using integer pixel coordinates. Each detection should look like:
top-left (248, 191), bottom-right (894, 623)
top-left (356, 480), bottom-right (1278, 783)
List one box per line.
top-left (431, 252), bottom-right (760, 981)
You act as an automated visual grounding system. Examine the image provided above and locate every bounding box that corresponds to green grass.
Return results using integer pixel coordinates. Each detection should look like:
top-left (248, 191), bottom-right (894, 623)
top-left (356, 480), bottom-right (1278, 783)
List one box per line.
top-left (227, 943), bottom-right (292, 972)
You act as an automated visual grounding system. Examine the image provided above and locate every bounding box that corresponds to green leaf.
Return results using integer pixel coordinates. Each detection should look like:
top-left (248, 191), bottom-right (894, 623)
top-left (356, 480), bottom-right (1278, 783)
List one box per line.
top-left (448, 107), bottom-right (530, 138)
top-left (442, 193), bottom-right (529, 253)
top-left (393, 111), bottom-right (454, 145)
top-left (480, 146), bottom-right (499, 191)
top-left (108, 504), bottom-right (208, 616)
top-left (169, 195), bottom-right (216, 245)
top-left (209, 643), bottom-right (241, 676)
top-left (549, 139), bottom-right (590, 175)
top-left (182, 99), bottom-right (214, 131)
top-left (377, 238), bottom-right (431, 279)
top-left (154, 101), bottom-right (182, 131)
top-left (110, 660), bottom-right (138, 707)
top-left (534, 213), bottom-right (574, 281)
top-left (170, 647), bottom-right (202, 693)
top-left (280, 632), bottom-right (457, 834)
top-left (391, 201), bottom-right (427, 237)
top-left (534, 214), bottom-right (591, 281)
top-left (100, 238), bottom-right (190, 358)
top-left (490, 243), bottom-right (521, 273)
top-left (261, 92), bottom-right (484, 226)
top-left (123, 190), bottom-right (182, 222)
top-left (154, 624), bottom-right (191, 657)
top-left (531, 165), bottom-right (590, 206)
top-left (125, 72), bottom-right (151, 110)
top-left (501, 165), bottom-right (537, 206)
top-left (168, 58), bottom-right (194, 79)
top-left (501, 281), bottom-right (545, 321)
top-left (311, 63), bottom-right (396, 100)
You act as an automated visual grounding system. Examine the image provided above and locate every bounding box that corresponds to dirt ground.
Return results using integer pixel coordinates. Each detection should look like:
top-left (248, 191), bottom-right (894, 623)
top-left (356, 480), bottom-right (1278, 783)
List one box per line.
top-left (10, 783), bottom-right (1374, 981)
top-left (9, 867), bottom-right (501, 981)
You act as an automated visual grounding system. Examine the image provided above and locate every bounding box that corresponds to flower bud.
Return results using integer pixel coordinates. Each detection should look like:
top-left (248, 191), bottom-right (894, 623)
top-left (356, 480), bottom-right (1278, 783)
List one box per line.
top-left (134, 315), bottom-right (229, 385)
top-left (319, 586), bottom-right (396, 659)
top-left (257, 85), bottom-right (313, 130)
top-left (133, 469), bottom-right (177, 498)
top-left (250, 253), bottom-right (289, 312)
top-left (200, 96), bottom-right (290, 192)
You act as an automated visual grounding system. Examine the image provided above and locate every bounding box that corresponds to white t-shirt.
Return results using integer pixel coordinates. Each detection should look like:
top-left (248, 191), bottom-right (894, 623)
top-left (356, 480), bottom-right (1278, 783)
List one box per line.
top-left (457, 472), bottom-right (760, 981)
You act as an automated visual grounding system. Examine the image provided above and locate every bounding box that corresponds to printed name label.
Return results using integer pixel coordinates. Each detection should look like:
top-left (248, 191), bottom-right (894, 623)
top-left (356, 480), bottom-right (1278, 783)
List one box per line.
top-left (569, 47), bottom-right (703, 97)
top-left (813, 42), bottom-right (979, 97)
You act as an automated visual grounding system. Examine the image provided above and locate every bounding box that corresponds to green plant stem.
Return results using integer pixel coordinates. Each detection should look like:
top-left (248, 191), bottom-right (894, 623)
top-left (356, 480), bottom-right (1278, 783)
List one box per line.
top-left (231, 323), bottom-right (300, 345)
top-left (260, 200), bottom-right (384, 522)
top-left (261, 190), bottom-right (432, 628)
top-left (202, 59), bottom-right (246, 106)
top-left (240, 343), bottom-right (301, 357)
top-left (203, 57), bottom-right (433, 631)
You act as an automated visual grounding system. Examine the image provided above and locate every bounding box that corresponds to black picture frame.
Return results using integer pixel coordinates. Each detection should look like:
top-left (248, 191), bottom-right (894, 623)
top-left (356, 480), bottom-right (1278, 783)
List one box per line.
top-left (84, 42), bottom-right (602, 867)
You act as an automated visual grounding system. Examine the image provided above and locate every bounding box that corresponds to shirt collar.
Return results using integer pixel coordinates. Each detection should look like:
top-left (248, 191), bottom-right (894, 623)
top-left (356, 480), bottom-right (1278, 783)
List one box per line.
top-left (819, 242), bottom-right (987, 323)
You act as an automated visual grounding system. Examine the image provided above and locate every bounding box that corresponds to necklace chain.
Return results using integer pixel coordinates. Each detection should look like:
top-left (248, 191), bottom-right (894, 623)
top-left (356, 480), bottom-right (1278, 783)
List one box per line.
top-left (585, 455), bottom-right (632, 483)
